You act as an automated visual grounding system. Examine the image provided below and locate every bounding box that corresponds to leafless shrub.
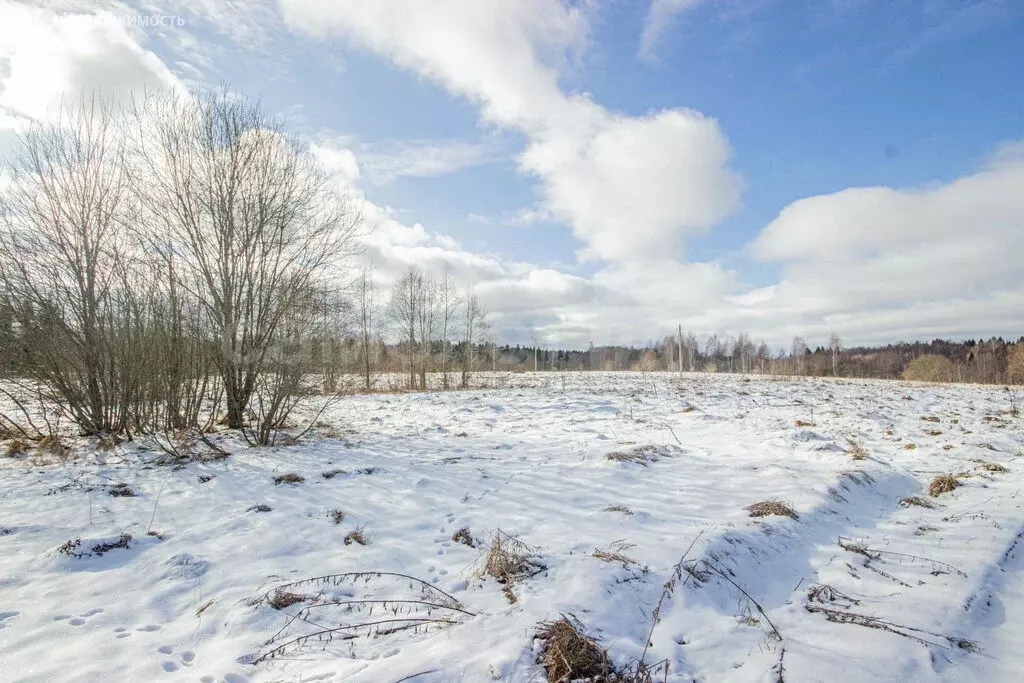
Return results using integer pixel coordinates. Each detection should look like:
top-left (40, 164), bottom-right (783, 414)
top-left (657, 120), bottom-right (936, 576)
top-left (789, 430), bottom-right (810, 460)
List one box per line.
top-left (747, 499), bottom-right (798, 519)
top-left (902, 355), bottom-right (955, 383)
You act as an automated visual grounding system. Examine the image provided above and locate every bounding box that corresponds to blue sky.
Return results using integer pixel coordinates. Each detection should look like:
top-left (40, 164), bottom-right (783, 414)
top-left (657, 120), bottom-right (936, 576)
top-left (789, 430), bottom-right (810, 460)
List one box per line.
top-left (1, 0), bottom-right (1023, 347)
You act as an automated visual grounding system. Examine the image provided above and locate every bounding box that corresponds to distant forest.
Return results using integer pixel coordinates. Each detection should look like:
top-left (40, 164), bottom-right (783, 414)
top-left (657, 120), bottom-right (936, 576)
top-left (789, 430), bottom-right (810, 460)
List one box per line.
top-left (487, 335), bottom-right (1024, 386)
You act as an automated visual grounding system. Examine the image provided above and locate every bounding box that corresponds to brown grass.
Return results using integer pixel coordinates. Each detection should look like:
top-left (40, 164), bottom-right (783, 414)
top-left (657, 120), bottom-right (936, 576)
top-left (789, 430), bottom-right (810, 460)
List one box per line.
top-left (481, 530), bottom-right (541, 604)
top-left (268, 591), bottom-right (308, 610)
top-left (928, 474), bottom-right (960, 497)
top-left (900, 496), bottom-right (936, 509)
top-left (329, 509), bottom-right (344, 525)
top-left (273, 473), bottom-right (305, 485)
top-left (602, 504), bottom-right (634, 515)
top-left (536, 617), bottom-right (612, 683)
top-left (4, 439), bottom-right (31, 458)
top-left (923, 429), bottom-right (942, 436)
top-left (592, 542), bottom-right (640, 568)
top-left (344, 525), bottom-right (369, 546)
top-left (921, 416), bottom-right (940, 423)
top-left (795, 419), bottom-right (815, 427)
top-left (452, 526), bottom-right (475, 547)
top-left (903, 443), bottom-right (917, 450)
top-left (975, 460), bottom-right (1007, 473)
top-left (606, 444), bottom-right (674, 466)
top-left (747, 499), bottom-right (798, 519)
top-left (844, 437), bottom-right (867, 460)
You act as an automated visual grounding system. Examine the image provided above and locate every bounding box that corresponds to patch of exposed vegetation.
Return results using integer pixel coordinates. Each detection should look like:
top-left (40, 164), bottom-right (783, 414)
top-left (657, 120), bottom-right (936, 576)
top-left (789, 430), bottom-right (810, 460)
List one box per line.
top-left (536, 617), bottom-right (612, 683)
top-left (747, 499), bottom-right (798, 519)
top-left (452, 526), bottom-right (475, 547)
top-left (928, 474), bottom-right (960, 497)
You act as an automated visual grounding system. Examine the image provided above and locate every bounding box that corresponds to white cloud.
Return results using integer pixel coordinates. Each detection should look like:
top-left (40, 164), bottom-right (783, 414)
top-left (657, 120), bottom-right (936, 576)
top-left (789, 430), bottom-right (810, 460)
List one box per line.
top-left (639, 0), bottom-right (703, 61)
top-left (0, 2), bottom-right (181, 126)
top-left (277, 0), bottom-right (741, 264)
top-left (357, 137), bottom-right (507, 185)
top-left (739, 143), bottom-right (1024, 343)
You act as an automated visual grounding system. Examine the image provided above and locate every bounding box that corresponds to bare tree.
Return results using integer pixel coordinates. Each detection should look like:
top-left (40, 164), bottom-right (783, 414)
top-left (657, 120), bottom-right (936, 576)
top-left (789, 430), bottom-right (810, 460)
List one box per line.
top-left (828, 332), bottom-right (842, 377)
top-left (0, 96), bottom-right (139, 435)
top-left (461, 290), bottom-right (487, 388)
top-left (791, 336), bottom-right (807, 375)
top-left (389, 266), bottom-right (422, 390)
top-left (438, 264), bottom-right (461, 389)
top-left (355, 264), bottom-right (380, 391)
top-left (415, 273), bottom-right (438, 390)
top-left (137, 89), bottom-right (360, 429)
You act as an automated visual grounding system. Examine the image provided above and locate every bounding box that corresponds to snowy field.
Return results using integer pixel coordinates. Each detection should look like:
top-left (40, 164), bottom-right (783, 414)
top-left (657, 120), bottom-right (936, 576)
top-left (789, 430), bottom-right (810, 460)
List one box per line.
top-left (1, 372), bottom-right (1022, 682)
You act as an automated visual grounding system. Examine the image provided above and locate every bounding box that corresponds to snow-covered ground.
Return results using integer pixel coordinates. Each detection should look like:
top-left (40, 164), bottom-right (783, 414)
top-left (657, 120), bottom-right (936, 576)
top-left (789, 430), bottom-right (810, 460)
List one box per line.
top-left (1, 372), bottom-right (1022, 682)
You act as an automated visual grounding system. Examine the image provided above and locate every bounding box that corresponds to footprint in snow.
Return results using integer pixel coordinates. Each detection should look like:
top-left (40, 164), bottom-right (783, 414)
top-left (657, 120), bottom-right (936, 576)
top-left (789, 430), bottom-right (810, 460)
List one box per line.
top-left (158, 646), bottom-right (195, 671)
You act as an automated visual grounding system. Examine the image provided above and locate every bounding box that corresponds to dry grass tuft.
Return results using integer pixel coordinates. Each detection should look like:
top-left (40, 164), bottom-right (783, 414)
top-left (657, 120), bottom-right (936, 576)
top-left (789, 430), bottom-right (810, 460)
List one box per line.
top-left (903, 443), bottom-right (917, 450)
top-left (844, 437), bottom-right (867, 460)
top-left (928, 474), bottom-right (960, 497)
top-left (975, 460), bottom-right (1007, 473)
top-left (248, 503), bottom-right (272, 513)
top-left (923, 429), bottom-right (942, 436)
top-left (344, 525), bottom-right (369, 546)
top-left (900, 496), bottom-right (936, 509)
top-left (329, 509), bottom-right (344, 525)
top-left (795, 419), bottom-right (815, 427)
top-left (592, 542), bottom-right (640, 568)
top-left (108, 483), bottom-right (136, 497)
top-left (747, 499), bottom-right (798, 519)
top-left (481, 530), bottom-right (542, 604)
top-left (321, 469), bottom-right (346, 479)
top-left (606, 444), bottom-right (676, 466)
top-left (602, 504), bottom-right (634, 515)
top-left (273, 473), bottom-right (305, 485)
top-left (536, 616), bottom-right (612, 683)
top-left (921, 416), bottom-right (940, 423)
top-left (268, 591), bottom-right (308, 610)
top-left (452, 526), bottom-right (475, 547)
top-left (38, 435), bottom-right (71, 460)
top-left (4, 439), bottom-right (31, 458)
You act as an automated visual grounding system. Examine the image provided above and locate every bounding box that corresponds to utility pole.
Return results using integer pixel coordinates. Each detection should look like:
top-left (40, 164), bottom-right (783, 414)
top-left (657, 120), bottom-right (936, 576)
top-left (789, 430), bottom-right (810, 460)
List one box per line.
top-left (678, 324), bottom-right (683, 376)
